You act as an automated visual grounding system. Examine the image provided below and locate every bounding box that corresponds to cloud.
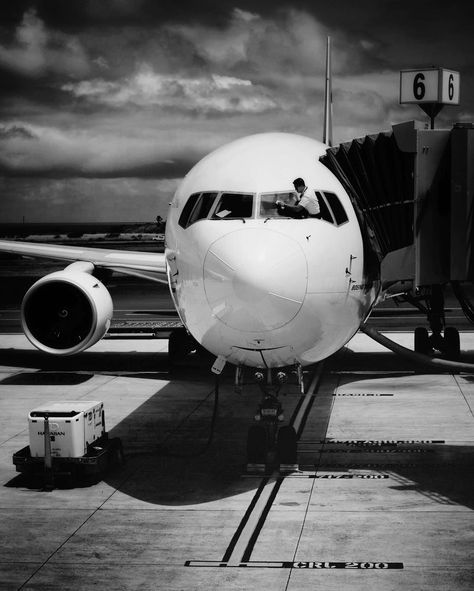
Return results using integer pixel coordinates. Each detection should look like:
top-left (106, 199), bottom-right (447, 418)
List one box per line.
top-left (61, 64), bottom-right (278, 115)
top-left (0, 119), bottom-right (227, 178)
top-left (0, 124), bottom-right (37, 140)
top-left (0, 8), bottom-right (90, 79)
top-left (2, 5), bottom-right (465, 186)
top-left (169, 8), bottom-right (329, 77)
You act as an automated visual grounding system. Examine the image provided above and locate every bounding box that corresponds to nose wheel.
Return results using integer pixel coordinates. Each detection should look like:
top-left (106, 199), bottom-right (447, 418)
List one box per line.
top-left (246, 368), bottom-right (299, 472)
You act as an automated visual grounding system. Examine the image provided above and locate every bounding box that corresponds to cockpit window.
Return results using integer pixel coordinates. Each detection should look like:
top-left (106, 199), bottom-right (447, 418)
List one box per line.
top-left (212, 193), bottom-right (254, 219)
top-left (259, 192), bottom-right (298, 218)
top-left (314, 192), bottom-right (349, 226)
top-left (179, 192), bottom-right (218, 229)
top-left (179, 193), bottom-right (199, 228)
top-left (188, 192), bottom-right (218, 226)
top-left (323, 192), bottom-right (349, 226)
top-left (317, 193), bottom-right (335, 224)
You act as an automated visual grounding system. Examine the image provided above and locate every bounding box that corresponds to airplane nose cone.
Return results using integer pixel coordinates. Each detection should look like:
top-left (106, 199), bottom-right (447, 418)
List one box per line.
top-left (203, 228), bottom-right (307, 331)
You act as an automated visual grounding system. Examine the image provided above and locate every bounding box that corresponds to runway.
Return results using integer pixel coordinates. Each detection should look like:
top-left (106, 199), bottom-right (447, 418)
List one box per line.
top-left (1, 330), bottom-right (474, 590)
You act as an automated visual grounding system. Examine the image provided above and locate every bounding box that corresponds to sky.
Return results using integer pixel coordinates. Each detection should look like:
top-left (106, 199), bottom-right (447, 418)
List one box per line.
top-left (0, 0), bottom-right (473, 223)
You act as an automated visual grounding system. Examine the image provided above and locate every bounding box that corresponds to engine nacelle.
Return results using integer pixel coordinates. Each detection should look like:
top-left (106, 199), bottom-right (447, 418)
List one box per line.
top-left (21, 263), bottom-right (113, 355)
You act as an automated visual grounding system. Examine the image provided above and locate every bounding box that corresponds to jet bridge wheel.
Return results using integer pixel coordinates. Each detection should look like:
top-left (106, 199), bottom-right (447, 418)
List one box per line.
top-left (444, 326), bottom-right (460, 361)
top-left (414, 327), bottom-right (431, 355)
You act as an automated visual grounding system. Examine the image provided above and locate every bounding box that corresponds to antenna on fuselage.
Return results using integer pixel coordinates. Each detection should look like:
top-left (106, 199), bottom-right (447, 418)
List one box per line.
top-left (323, 36), bottom-right (333, 147)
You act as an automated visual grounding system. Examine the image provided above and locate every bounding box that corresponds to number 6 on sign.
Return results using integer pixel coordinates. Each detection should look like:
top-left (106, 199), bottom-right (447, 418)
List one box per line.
top-left (400, 68), bottom-right (460, 105)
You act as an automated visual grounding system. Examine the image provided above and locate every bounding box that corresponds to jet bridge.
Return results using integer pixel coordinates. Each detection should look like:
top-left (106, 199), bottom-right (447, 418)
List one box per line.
top-left (320, 120), bottom-right (474, 358)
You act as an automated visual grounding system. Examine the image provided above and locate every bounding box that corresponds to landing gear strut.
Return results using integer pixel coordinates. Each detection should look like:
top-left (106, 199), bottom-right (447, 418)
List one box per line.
top-left (246, 368), bottom-right (298, 472)
top-left (413, 285), bottom-right (460, 360)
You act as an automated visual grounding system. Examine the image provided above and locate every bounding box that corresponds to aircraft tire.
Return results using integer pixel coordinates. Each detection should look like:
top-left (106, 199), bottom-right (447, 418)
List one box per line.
top-left (277, 425), bottom-right (297, 465)
top-left (414, 327), bottom-right (430, 355)
top-left (444, 326), bottom-right (460, 361)
top-left (247, 425), bottom-right (268, 464)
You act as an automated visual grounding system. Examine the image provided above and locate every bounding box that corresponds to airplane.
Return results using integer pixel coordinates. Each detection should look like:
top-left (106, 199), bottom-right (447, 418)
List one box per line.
top-left (0, 37), bottom-right (386, 466)
top-left (1, 39), bottom-right (464, 466)
top-left (0, 129), bottom-right (381, 463)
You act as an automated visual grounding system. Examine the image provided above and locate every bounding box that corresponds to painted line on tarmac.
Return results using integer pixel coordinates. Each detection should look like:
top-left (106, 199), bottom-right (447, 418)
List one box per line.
top-left (193, 366), bottom-right (405, 570)
top-left (219, 365), bottom-right (324, 567)
top-left (222, 476), bottom-right (265, 562)
top-left (242, 471), bottom-right (389, 479)
top-left (333, 392), bottom-right (394, 396)
top-left (301, 439), bottom-right (446, 445)
top-left (308, 473), bottom-right (389, 479)
top-left (185, 560), bottom-right (403, 569)
top-left (319, 449), bottom-right (436, 454)
top-left (220, 475), bottom-right (283, 567)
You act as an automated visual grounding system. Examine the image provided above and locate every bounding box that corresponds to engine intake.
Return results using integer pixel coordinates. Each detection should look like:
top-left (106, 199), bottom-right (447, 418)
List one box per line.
top-left (21, 268), bottom-right (113, 355)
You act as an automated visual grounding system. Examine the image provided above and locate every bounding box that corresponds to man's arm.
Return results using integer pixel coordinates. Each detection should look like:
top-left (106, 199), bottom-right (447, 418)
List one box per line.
top-left (276, 201), bottom-right (307, 218)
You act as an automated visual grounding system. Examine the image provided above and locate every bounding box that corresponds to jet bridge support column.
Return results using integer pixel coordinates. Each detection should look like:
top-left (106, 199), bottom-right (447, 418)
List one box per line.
top-left (394, 121), bottom-right (464, 359)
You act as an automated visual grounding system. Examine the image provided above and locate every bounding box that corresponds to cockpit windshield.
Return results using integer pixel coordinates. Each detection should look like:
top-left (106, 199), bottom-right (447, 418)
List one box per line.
top-left (257, 190), bottom-right (348, 225)
top-left (259, 192), bottom-right (298, 218)
top-left (178, 189), bottom-right (348, 228)
top-left (212, 193), bottom-right (254, 219)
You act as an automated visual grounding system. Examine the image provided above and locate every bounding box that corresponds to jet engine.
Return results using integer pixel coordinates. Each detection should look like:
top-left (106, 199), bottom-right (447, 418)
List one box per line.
top-left (21, 262), bottom-right (113, 355)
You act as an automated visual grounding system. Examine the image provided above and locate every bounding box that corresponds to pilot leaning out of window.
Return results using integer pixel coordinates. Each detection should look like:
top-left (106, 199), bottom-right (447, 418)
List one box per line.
top-left (276, 178), bottom-right (320, 219)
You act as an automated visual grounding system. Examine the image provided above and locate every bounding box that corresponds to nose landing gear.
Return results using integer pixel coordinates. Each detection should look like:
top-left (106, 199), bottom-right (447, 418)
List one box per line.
top-left (246, 368), bottom-right (299, 473)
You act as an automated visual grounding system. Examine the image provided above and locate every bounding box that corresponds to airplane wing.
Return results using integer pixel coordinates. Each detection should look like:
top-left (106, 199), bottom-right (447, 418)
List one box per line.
top-left (0, 239), bottom-right (168, 283)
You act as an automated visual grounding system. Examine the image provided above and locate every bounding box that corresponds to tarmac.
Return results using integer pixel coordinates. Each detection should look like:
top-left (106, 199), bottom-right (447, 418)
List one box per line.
top-left (0, 331), bottom-right (474, 590)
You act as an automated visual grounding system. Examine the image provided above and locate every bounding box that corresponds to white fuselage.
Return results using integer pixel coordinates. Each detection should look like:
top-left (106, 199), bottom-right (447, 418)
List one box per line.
top-left (165, 132), bottom-right (379, 368)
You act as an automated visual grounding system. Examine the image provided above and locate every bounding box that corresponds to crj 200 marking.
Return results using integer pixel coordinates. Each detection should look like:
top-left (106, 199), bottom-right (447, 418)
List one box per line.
top-left (185, 560), bottom-right (404, 569)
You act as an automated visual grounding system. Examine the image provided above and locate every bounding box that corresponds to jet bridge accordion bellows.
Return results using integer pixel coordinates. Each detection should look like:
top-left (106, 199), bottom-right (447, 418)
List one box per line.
top-left (320, 132), bottom-right (415, 261)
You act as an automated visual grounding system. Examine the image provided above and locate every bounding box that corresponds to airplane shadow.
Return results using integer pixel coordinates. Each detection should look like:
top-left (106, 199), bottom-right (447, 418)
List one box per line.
top-left (2, 344), bottom-right (474, 509)
top-left (1, 347), bottom-right (266, 503)
top-left (0, 348), bottom-right (170, 378)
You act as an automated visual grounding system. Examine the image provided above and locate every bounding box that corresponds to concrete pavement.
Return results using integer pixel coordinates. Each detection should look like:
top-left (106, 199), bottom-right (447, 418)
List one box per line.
top-left (0, 332), bottom-right (473, 590)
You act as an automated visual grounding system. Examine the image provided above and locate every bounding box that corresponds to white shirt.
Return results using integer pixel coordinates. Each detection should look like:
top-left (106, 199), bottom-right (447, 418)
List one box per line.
top-left (298, 189), bottom-right (320, 215)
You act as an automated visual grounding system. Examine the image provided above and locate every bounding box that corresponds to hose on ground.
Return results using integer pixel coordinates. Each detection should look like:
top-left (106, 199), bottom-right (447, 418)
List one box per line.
top-left (360, 325), bottom-right (474, 373)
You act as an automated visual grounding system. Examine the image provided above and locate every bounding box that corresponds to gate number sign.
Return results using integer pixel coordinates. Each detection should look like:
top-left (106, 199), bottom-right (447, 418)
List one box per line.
top-left (400, 68), bottom-right (460, 105)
